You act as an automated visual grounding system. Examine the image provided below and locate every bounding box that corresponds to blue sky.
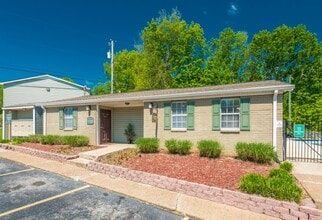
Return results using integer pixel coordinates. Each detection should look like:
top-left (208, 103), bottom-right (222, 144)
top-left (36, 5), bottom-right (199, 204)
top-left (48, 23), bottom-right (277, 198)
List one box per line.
top-left (0, 0), bottom-right (321, 87)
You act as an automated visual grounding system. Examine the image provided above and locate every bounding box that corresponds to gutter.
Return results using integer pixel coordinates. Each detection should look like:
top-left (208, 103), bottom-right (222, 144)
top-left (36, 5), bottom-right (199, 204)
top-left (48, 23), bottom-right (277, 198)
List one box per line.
top-left (42, 84), bottom-right (295, 108)
top-left (272, 90), bottom-right (278, 151)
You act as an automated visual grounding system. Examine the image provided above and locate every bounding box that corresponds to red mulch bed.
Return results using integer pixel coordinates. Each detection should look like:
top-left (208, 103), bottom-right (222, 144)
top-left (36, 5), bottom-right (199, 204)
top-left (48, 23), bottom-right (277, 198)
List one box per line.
top-left (123, 150), bottom-right (277, 190)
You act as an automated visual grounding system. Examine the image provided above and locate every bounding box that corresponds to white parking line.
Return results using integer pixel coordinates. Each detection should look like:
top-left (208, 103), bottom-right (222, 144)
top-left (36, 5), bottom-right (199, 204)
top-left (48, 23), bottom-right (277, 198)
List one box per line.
top-left (0, 168), bottom-right (34, 177)
top-left (0, 185), bottom-right (90, 217)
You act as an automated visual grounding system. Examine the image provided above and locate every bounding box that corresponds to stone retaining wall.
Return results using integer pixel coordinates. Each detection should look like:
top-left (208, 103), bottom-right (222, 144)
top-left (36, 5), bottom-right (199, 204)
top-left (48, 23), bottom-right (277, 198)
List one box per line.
top-left (87, 161), bottom-right (322, 220)
top-left (0, 144), bottom-right (78, 162)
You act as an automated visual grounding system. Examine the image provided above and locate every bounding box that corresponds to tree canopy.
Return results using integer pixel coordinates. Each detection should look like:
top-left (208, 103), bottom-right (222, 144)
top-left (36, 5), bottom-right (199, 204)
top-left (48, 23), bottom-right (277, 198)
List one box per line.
top-left (99, 10), bottom-right (322, 127)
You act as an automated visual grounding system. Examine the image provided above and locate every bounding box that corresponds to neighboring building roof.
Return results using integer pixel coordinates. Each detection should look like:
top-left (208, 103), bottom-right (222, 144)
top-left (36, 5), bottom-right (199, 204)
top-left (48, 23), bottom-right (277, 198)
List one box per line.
top-left (42, 80), bottom-right (294, 107)
top-left (1, 74), bottom-right (90, 91)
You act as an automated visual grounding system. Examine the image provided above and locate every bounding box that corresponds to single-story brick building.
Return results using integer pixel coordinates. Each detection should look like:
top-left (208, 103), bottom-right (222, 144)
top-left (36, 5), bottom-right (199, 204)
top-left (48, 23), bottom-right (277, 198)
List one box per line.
top-left (40, 80), bottom-right (294, 159)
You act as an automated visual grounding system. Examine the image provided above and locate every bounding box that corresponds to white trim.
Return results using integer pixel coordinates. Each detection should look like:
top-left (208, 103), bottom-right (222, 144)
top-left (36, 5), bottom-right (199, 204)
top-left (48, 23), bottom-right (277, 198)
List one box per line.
top-left (272, 90), bottom-right (278, 151)
top-left (42, 84), bottom-right (294, 107)
top-left (32, 107), bottom-right (36, 135)
top-left (2, 106), bottom-right (34, 110)
top-left (2, 110), bottom-right (5, 139)
top-left (96, 105), bottom-right (100, 145)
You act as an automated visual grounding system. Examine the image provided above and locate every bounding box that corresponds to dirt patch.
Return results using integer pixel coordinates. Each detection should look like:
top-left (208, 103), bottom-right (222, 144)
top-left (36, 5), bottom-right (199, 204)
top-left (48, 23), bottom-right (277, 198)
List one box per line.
top-left (19, 143), bottom-right (103, 155)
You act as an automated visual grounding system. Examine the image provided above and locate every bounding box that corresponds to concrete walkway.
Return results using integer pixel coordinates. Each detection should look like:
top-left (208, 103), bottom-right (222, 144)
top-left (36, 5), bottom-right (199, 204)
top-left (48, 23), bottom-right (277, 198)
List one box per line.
top-left (292, 162), bottom-right (322, 209)
top-left (0, 148), bottom-right (276, 220)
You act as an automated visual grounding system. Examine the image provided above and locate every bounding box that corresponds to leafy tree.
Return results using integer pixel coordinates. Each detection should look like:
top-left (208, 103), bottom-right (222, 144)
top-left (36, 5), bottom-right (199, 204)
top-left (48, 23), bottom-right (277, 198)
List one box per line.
top-left (104, 50), bottom-right (148, 92)
top-left (141, 9), bottom-right (207, 89)
top-left (62, 77), bottom-right (74, 83)
top-left (204, 28), bottom-right (249, 85)
top-left (246, 25), bottom-right (322, 126)
top-left (91, 82), bottom-right (110, 95)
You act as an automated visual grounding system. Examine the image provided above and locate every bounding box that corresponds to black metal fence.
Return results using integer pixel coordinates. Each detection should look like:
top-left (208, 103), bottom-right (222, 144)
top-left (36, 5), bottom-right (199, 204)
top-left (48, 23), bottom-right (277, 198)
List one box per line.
top-left (283, 121), bottom-right (322, 163)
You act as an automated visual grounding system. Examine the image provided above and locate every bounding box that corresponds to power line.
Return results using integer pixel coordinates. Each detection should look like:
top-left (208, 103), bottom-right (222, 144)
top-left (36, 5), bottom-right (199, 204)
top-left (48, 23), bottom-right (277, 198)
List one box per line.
top-left (0, 64), bottom-right (107, 85)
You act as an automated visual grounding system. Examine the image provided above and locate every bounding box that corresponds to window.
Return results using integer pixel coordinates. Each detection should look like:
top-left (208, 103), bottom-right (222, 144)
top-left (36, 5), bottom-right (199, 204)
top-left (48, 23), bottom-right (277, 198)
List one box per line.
top-left (221, 98), bottom-right (240, 130)
top-left (171, 102), bottom-right (187, 129)
top-left (64, 107), bottom-right (73, 129)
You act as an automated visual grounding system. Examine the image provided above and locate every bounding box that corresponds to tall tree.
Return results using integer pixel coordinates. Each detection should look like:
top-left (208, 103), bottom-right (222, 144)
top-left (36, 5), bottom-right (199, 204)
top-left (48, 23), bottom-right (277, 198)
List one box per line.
top-left (204, 28), bottom-right (249, 85)
top-left (246, 25), bottom-right (322, 126)
top-left (141, 9), bottom-right (207, 89)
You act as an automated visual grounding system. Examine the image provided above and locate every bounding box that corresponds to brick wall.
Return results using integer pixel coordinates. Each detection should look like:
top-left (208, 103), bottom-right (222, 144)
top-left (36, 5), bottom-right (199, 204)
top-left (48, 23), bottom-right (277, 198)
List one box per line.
top-left (87, 160), bottom-right (322, 220)
top-left (46, 105), bottom-right (97, 145)
top-left (144, 94), bottom-right (284, 159)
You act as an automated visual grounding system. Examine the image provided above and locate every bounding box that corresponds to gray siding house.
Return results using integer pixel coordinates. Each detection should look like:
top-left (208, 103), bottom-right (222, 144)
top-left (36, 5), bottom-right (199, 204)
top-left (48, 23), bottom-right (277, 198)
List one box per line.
top-left (1, 75), bottom-right (90, 139)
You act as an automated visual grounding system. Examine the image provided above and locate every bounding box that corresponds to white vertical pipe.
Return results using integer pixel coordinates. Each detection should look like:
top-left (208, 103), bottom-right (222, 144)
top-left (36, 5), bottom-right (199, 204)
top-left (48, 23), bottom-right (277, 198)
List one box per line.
top-left (96, 105), bottom-right (100, 145)
top-left (33, 107), bottom-right (36, 135)
top-left (2, 109), bottom-right (5, 139)
top-left (41, 106), bottom-right (46, 135)
top-left (273, 90), bottom-right (278, 151)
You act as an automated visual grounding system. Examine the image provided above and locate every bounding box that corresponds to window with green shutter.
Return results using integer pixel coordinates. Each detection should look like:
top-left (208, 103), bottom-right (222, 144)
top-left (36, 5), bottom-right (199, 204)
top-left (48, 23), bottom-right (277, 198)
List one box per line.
top-left (240, 97), bottom-right (250, 131)
top-left (187, 101), bottom-right (194, 130)
top-left (59, 108), bottom-right (64, 130)
top-left (59, 107), bottom-right (78, 130)
top-left (164, 102), bottom-right (171, 130)
top-left (212, 99), bottom-right (220, 130)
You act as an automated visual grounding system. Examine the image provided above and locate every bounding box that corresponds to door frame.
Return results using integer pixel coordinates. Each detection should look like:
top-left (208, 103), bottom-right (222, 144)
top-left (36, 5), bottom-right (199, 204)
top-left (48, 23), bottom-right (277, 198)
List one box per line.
top-left (100, 109), bottom-right (111, 144)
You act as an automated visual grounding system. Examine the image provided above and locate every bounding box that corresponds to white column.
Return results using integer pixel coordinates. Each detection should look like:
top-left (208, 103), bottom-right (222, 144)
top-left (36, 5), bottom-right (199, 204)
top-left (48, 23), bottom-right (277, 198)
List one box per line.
top-left (41, 106), bottom-right (46, 135)
top-left (96, 105), bottom-right (100, 145)
top-left (273, 90), bottom-right (278, 151)
top-left (33, 107), bottom-right (36, 135)
top-left (2, 109), bottom-right (5, 139)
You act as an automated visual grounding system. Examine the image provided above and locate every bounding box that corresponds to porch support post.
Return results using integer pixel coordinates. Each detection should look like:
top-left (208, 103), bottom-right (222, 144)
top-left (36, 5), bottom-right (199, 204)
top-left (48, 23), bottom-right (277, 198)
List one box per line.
top-left (273, 90), bottom-right (278, 151)
top-left (41, 106), bottom-right (46, 135)
top-left (2, 109), bottom-right (5, 139)
top-left (96, 105), bottom-right (100, 145)
top-left (33, 106), bottom-right (36, 135)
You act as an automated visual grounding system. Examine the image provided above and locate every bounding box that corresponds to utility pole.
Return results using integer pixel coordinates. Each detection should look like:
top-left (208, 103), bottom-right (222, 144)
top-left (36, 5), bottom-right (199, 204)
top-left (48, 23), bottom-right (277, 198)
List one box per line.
top-left (107, 39), bottom-right (114, 94)
top-left (288, 75), bottom-right (292, 122)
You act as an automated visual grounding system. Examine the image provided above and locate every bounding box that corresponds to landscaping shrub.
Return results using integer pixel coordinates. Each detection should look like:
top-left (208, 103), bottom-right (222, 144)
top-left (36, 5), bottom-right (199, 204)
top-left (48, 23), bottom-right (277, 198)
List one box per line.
top-left (235, 142), bottom-right (275, 164)
top-left (0, 139), bottom-right (10, 143)
top-left (64, 135), bottom-right (89, 147)
top-left (11, 137), bottom-right (30, 145)
top-left (239, 173), bottom-right (267, 196)
top-left (135, 137), bottom-right (159, 153)
top-left (28, 134), bottom-right (43, 143)
top-left (41, 135), bottom-right (61, 145)
top-left (280, 161), bottom-right (293, 173)
top-left (239, 165), bottom-right (302, 203)
top-left (197, 140), bottom-right (222, 158)
top-left (165, 139), bottom-right (192, 155)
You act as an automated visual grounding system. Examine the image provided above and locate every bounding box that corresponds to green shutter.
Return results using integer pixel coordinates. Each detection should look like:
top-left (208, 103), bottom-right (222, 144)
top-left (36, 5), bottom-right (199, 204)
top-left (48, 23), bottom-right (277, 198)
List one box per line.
top-left (187, 101), bottom-right (195, 130)
top-left (59, 108), bottom-right (64, 130)
top-left (212, 99), bottom-right (220, 131)
top-left (240, 97), bottom-right (250, 131)
top-left (164, 102), bottom-right (171, 130)
top-left (73, 107), bottom-right (78, 130)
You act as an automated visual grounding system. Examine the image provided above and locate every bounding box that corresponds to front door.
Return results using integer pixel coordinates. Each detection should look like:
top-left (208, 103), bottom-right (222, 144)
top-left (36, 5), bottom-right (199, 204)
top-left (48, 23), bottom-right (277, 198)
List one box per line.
top-left (100, 109), bottom-right (111, 143)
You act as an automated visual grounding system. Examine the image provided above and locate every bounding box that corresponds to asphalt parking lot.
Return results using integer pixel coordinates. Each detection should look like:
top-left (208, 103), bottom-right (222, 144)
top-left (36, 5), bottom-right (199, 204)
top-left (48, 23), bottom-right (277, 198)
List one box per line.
top-left (0, 158), bottom-right (182, 219)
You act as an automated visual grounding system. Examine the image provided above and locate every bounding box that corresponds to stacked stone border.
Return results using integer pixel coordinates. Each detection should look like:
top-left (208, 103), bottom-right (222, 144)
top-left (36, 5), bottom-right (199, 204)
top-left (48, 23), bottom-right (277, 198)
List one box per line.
top-left (87, 161), bottom-right (322, 220)
top-left (1, 143), bottom-right (321, 219)
top-left (0, 144), bottom-right (78, 162)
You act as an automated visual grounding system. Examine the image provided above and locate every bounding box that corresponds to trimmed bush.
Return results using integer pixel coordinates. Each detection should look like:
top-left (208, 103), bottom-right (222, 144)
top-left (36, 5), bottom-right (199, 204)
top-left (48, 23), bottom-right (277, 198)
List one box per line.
top-left (11, 137), bottom-right (30, 145)
top-left (41, 135), bottom-right (61, 145)
top-left (280, 161), bottom-right (293, 173)
top-left (0, 139), bottom-right (10, 143)
top-left (135, 137), bottom-right (159, 153)
top-left (239, 173), bottom-right (267, 196)
top-left (197, 140), bottom-right (222, 158)
top-left (235, 142), bottom-right (276, 164)
top-left (239, 165), bottom-right (302, 203)
top-left (64, 135), bottom-right (89, 147)
top-left (165, 139), bottom-right (192, 155)
top-left (28, 134), bottom-right (43, 143)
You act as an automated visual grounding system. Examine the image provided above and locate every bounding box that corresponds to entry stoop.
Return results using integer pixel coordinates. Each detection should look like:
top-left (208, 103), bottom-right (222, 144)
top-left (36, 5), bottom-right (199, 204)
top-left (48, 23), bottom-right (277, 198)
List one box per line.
top-left (68, 157), bottom-right (91, 168)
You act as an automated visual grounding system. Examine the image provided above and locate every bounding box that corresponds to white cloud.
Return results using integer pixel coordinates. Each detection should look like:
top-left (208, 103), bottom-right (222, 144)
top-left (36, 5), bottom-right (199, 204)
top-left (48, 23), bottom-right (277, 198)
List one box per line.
top-left (227, 2), bottom-right (239, 16)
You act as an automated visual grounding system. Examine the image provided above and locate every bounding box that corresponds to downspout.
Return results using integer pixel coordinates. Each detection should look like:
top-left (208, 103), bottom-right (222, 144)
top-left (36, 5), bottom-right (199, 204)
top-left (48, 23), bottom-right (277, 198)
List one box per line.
top-left (273, 90), bottom-right (278, 151)
top-left (2, 109), bottom-right (5, 139)
top-left (41, 106), bottom-right (46, 135)
top-left (33, 106), bottom-right (36, 135)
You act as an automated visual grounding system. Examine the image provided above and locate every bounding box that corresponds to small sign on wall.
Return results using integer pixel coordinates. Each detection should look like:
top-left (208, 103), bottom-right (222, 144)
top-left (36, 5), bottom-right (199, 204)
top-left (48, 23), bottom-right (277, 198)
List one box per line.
top-left (6, 113), bottom-right (12, 124)
top-left (276, 120), bottom-right (283, 128)
top-left (87, 117), bottom-right (94, 125)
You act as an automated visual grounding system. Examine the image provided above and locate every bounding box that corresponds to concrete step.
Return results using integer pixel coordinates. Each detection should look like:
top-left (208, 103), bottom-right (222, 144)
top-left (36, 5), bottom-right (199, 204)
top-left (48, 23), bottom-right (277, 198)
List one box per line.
top-left (68, 157), bottom-right (91, 168)
top-left (78, 144), bottom-right (135, 160)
